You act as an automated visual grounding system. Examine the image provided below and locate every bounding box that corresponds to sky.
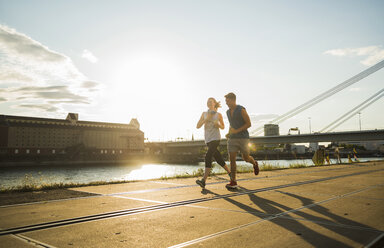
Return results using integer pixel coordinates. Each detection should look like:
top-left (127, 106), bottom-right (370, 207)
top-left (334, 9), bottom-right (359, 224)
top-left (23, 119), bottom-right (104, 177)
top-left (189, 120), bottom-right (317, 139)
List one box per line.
top-left (0, 0), bottom-right (383, 141)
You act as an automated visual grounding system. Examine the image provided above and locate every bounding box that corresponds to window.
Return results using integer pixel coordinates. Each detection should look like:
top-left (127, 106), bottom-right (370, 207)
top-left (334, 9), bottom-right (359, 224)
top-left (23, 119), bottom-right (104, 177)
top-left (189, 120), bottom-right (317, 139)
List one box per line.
top-left (15, 149), bottom-right (19, 154)
top-left (26, 149), bottom-right (30, 154)
top-left (37, 149), bottom-right (40, 154)
top-left (52, 149), bottom-right (55, 154)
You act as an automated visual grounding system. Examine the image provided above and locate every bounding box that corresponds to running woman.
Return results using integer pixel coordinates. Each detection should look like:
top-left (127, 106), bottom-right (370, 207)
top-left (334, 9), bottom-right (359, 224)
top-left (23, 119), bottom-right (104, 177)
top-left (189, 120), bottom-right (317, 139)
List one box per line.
top-left (195, 97), bottom-right (231, 188)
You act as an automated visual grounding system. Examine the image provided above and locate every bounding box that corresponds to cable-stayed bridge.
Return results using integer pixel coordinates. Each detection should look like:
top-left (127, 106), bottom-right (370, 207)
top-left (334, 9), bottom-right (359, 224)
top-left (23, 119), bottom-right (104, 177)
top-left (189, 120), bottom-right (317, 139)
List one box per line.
top-left (147, 60), bottom-right (384, 156)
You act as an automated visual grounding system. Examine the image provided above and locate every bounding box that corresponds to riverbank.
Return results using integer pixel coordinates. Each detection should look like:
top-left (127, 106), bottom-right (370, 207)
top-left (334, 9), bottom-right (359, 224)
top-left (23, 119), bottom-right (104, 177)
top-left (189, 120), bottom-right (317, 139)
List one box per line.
top-left (1, 160), bottom-right (382, 206)
top-left (0, 159), bottom-right (145, 168)
top-left (0, 161), bottom-right (312, 193)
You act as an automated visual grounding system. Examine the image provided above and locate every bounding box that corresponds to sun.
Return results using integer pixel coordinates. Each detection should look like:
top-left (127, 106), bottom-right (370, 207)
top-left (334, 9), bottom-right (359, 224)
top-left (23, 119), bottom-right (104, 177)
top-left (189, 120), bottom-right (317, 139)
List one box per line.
top-left (104, 54), bottom-right (190, 139)
top-left (111, 54), bottom-right (186, 102)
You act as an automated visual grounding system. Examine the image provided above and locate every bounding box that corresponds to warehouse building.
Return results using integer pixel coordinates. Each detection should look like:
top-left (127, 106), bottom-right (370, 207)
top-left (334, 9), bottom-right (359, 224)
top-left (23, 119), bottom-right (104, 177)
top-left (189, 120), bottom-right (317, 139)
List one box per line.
top-left (0, 113), bottom-right (144, 161)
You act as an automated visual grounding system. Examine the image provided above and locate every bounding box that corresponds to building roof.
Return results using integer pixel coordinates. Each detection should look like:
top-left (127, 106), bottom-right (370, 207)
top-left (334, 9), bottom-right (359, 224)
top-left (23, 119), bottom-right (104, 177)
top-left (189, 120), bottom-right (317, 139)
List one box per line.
top-left (0, 114), bottom-right (142, 132)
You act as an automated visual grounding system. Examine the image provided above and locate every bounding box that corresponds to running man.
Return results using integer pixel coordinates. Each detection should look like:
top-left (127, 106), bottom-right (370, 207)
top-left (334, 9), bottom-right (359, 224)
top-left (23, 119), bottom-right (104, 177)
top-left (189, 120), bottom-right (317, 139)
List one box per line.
top-left (225, 92), bottom-right (259, 189)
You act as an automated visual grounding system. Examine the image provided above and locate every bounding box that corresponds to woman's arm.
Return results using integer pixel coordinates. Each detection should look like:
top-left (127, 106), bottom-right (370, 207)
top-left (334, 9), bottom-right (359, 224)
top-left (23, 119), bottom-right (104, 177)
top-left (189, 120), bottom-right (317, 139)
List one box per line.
top-left (216, 113), bottom-right (225, 129)
top-left (196, 113), bottom-right (206, 129)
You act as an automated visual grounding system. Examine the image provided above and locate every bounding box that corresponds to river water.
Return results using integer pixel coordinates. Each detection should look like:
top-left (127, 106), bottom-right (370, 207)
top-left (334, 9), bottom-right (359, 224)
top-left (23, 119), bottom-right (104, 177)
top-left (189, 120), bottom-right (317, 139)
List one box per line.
top-left (1, 157), bottom-right (383, 188)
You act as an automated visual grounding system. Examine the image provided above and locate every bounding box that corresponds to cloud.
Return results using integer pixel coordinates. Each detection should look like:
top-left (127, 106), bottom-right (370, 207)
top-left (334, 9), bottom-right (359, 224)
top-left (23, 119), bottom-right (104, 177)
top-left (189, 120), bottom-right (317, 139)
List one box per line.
top-left (324, 46), bottom-right (384, 66)
top-left (0, 25), bottom-right (65, 62)
top-left (81, 81), bottom-right (99, 89)
top-left (17, 104), bottom-right (60, 112)
top-left (48, 100), bottom-right (90, 104)
top-left (0, 24), bottom-right (101, 116)
top-left (324, 46), bottom-right (378, 56)
top-left (9, 85), bottom-right (90, 103)
top-left (81, 49), bottom-right (98, 63)
top-left (361, 49), bottom-right (384, 66)
top-left (0, 97), bottom-right (6, 102)
top-left (36, 91), bottom-right (88, 101)
top-left (14, 86), bottom-right (67, 92)
top-left (0, 71), bottom-right (33, 82)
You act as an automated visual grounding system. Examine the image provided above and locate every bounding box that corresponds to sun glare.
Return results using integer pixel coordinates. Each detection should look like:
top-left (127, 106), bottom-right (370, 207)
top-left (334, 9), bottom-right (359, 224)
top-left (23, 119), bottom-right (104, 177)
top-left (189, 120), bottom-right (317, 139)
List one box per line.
top-left (109, 55), bottom-right (186, 106)
top-left (124, 164), bottom-right (170, 180)
top-left (104, 55), bottom-right (189, 139)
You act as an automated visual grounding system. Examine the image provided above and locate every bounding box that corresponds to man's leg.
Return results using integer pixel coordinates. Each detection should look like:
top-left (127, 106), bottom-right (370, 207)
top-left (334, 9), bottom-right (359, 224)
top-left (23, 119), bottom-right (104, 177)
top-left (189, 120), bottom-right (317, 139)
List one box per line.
top-left (229, 152), bottom-right (238, 182)
top-left (240, 140), bottom-right (259, 176)
top-left (242, 154), bottom-right (259, 176)
top-left (242, 153), bottom-right (259, 175)
top-left (226, 139), bottom-right (239, 189)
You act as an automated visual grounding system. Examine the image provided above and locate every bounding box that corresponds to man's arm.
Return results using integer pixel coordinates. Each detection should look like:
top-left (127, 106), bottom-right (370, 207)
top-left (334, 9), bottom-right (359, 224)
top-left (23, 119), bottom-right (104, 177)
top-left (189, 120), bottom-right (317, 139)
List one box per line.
top-left (230, 108), bottom-right (251, 134)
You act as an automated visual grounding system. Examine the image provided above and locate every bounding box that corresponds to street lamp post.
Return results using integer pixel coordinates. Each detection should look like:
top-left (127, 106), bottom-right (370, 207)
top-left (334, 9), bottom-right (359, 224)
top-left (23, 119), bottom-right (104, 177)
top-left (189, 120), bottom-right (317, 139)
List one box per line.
top-left (308, 117), bottom-right (312, 134)
top-left (358, 112), bottom-right (362, 131)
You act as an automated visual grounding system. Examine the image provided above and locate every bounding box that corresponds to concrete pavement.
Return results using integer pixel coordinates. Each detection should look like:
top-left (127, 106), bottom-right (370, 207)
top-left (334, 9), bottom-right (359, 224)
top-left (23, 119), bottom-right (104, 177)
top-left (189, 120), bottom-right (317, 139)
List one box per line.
top-left (1, 161), bottom-right (383, 247)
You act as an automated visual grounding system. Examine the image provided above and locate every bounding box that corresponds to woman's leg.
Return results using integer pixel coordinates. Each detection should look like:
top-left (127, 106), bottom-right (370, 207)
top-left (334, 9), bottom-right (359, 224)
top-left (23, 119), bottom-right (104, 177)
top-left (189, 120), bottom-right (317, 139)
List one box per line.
top-left (211, 141), bottom-right (231, 177)
top-left (203, 141), bottom-right (216, 181)
top-left (202, 167), bottom-right (211, 182)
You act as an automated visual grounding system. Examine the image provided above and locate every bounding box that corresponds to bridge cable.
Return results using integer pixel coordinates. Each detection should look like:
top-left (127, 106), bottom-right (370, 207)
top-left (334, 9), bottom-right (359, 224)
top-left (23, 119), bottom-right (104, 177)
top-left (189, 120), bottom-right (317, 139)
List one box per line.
top-left (250, 59), bottom-right (384, 136)
top-left (272, 60), bottom-right (384, 124)
top-left (320, 88), bottom-right (384, 133)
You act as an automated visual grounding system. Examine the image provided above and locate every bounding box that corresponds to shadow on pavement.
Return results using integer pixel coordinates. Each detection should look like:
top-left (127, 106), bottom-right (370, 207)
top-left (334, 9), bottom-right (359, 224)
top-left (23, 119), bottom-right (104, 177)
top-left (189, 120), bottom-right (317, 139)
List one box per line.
top-left (201, 186), bottom-right (378, 247)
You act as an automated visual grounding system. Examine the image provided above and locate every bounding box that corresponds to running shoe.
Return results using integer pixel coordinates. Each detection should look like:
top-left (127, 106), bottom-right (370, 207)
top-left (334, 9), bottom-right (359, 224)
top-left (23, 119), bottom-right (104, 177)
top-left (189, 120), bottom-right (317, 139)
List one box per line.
top-left (253, 161), bottom-right (259, 176)
top-left (225, 181), bottom-right (238, 189)
top-left (196, 179), bottom-right (206, 188)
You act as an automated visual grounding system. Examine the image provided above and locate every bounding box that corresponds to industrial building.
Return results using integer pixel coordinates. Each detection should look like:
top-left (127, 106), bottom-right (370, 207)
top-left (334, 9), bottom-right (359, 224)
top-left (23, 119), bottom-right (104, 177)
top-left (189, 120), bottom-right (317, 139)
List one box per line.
top-left (264, 124), bottom-right (280, 136)
top-left (0, 113), bottom-right (144, 161)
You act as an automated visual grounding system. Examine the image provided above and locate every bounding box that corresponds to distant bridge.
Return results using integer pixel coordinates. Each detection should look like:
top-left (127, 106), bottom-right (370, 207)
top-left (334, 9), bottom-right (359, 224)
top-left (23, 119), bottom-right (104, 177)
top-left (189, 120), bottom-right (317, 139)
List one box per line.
top-left (146, 129), bottom-right (384, 155)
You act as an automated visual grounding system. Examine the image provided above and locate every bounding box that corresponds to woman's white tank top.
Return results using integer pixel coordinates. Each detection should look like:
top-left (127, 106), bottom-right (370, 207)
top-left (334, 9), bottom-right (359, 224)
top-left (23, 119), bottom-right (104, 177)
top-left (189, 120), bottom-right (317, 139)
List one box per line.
top-left (204, 111), bottom-right (221, 143)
